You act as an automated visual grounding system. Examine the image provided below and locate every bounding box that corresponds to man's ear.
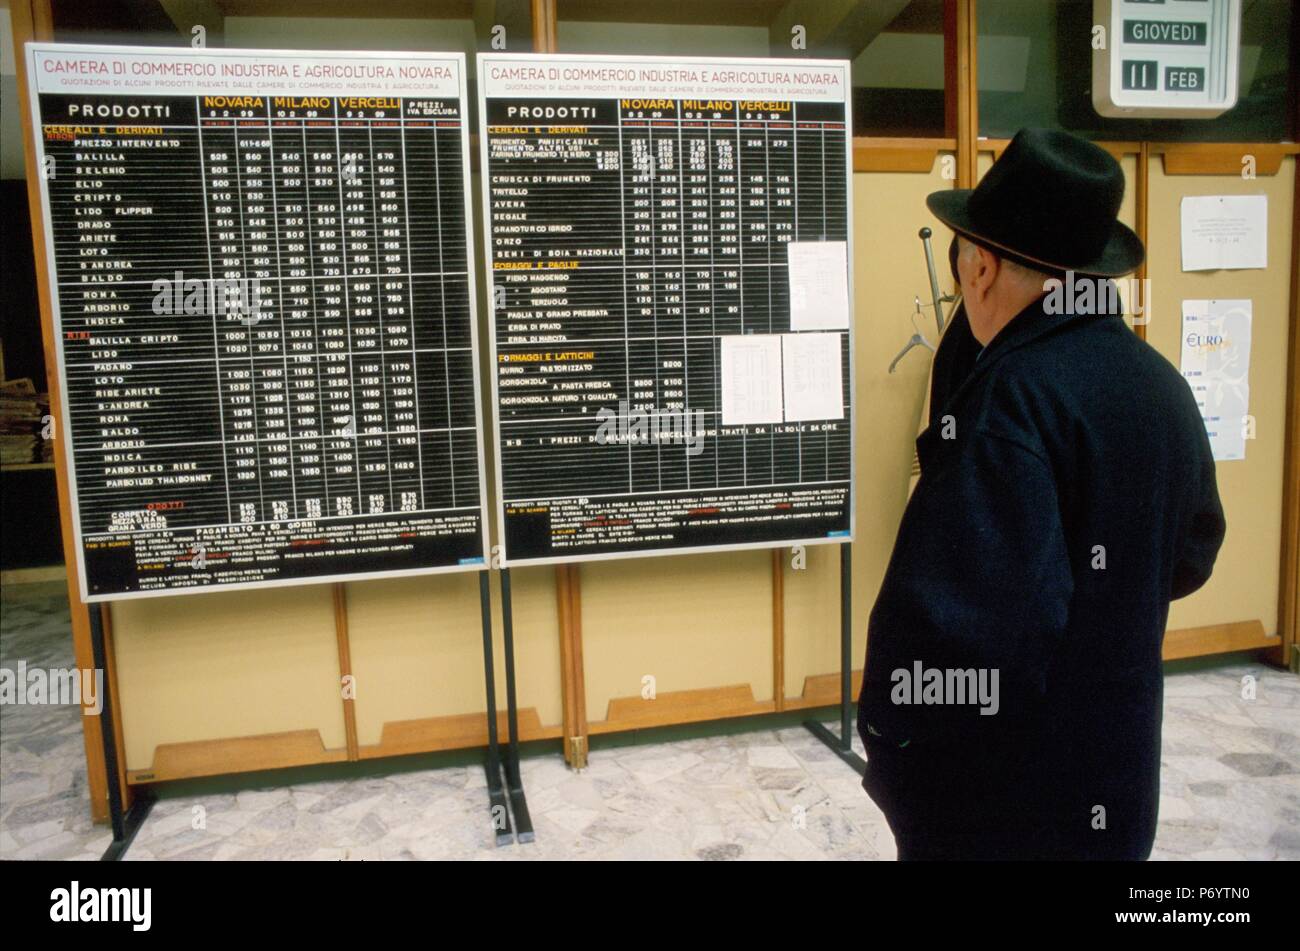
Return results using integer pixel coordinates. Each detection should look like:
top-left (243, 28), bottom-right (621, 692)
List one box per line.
top-left (970, 244), bottom-right (1000, 300)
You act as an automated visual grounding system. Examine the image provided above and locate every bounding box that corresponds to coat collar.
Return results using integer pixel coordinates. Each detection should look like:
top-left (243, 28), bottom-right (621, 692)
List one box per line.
top-left (931, 293), bottom-right (1083, 422)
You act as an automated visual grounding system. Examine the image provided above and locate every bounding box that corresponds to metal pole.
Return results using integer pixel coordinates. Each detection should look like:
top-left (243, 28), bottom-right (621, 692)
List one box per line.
top-left (841, 542), bottom-right (852, 752)
top-left (501, 568), bottom-right (520, 763)
top-left (479, 572), bottom-right (502, 775)
top-left (88, 605), bottom-right (125, 841)
top-left (803, 542), bottom-right (866, 775)
top-left (89, 605), bottom-right (154, 860)
top-left (478, 571), bottom-right (512, 845)
top-left (499, 567), bottom-right (534, 842)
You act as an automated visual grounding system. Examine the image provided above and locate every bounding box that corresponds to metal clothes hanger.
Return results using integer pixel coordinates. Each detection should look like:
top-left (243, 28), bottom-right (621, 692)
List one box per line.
top-left (887, 227), bottom-right (963, 372)
top-left (888, 304), bottom-right (936, 373)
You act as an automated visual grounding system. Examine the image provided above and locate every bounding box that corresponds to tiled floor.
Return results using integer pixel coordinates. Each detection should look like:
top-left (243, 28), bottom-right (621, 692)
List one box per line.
top-left (2, 580), bottom-right (1297, 860)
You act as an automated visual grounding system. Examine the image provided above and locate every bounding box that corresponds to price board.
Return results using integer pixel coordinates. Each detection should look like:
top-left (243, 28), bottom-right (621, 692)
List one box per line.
top-left (478, 54), bottom-right (855, 566)
top-left (26, 44), bottom-right (489, 600)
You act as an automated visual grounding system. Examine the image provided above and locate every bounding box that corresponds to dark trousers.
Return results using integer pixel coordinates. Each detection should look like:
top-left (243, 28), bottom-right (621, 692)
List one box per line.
top-left (866, 759), bottom-right (1155, 861)
top-left (893, 829), bottom-right (1052, 861)
top-left (863, 736), bottom-right (1061, 861)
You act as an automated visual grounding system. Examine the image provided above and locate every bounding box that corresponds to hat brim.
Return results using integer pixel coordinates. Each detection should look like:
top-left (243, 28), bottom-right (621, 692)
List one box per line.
top-left (926, 189), bottom-right (1145, 278)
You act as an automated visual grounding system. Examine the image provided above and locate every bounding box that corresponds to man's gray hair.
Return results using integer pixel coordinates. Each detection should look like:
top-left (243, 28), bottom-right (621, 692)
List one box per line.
top-left (999, 255), bottom-right (1052, 286)
top-left (957, 235), bottom-right (1052, 286)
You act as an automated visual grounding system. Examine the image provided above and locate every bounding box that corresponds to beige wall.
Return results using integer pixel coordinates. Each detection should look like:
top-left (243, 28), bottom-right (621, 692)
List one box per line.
top-left (113, 585), bottom-right (345, 769)
top-left (785, 154), bottom-right (955, 699)
top-left (344, 567), bottom-right (564, 749)
top-left (1150, 159), bottom-right (1294, 635)
top-left (95, 13), bottom-right (1294, 774)
top-left (110, 156), bottom-right (955, 771)
top-left (114, 148), bottom-right (1297, 776)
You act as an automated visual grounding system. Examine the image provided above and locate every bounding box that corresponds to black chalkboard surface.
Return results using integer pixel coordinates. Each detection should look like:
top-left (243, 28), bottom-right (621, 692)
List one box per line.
top-left (479, 55), bottom-right (856, 566)
top-left (26, 44), bottom-right (490, 600)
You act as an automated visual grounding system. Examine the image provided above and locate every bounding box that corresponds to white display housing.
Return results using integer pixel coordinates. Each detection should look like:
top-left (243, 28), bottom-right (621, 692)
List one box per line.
top-left (1093, 0), bottom-right (1241, 118)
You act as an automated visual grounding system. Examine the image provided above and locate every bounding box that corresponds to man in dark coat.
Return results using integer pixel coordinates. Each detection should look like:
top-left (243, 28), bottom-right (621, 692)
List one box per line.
top-left (857, 128), bottom-right (1226, 861)
top-left (926, 237), bottom-right (982, 424)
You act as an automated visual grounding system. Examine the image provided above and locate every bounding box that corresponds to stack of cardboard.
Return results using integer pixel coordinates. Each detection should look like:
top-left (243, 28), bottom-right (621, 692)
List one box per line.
top-left (0, 378), bottom-right (50, 466)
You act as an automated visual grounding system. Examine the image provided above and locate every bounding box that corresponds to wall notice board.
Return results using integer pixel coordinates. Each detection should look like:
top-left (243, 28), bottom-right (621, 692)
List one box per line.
top-left (478, 54), bottom-right (856, 566)
top-left (25, 44), bottom-right (490, 601)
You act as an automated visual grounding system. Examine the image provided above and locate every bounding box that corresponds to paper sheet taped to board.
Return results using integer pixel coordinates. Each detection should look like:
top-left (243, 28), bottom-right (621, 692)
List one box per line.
top-left (1180, 196), bottom-right (1267, 271)
top-left (787, 240), bottom-right (851, 330)
top-left (721, 335), bottom-right (784, 425)
top-left (782, 333), bottom-right (844, 422)
top-left (1180, 299), bottom-right (1252, 461)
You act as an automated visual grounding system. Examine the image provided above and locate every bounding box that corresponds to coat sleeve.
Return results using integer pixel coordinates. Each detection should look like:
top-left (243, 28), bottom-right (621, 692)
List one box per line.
top-left (860, 427), bottom-right (1074, 742)
top-left (1170, 425), bottom-right (1226, 600)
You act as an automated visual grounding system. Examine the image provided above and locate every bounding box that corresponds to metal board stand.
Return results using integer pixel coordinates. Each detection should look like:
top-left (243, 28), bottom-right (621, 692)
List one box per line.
top-left (88, 605), bottom-right (155, 861)
top-left (496, 568), bottom-right (534, 842)
top-left (803, 543), bottom-right (866, 776)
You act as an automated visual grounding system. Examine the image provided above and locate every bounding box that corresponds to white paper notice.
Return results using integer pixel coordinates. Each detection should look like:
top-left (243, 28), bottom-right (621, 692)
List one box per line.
top-left (1180, 300), bottom-right (1252, 461)
top-left (782, 333), bottom-right (844, 422)
top-left (720, 335), bottom-right (783, 425)
top-left (787, 240), bottom-right (851, 330)
top-left (1180, 196), bottom-right (1268, 271)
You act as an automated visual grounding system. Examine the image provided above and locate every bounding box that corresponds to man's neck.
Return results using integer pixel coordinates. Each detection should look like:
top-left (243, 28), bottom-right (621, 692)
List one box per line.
top-left (973, 289), bottom-right (1048, 346)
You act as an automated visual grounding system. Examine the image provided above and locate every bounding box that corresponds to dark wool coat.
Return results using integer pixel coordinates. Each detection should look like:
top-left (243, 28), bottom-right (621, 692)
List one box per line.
top-left (857, 294), bottom-right (1225, 860)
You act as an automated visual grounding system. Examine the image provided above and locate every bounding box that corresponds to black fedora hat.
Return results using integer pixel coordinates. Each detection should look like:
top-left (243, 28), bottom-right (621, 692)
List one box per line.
top-left (927, 128), bottom-right (1144, 277)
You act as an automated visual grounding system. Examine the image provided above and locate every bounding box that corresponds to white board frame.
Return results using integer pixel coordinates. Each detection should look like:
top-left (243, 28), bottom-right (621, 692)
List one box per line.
top-left (25, 43), bottom-right (492, 602)
top-left (476, 52), bottom-right (856, 568)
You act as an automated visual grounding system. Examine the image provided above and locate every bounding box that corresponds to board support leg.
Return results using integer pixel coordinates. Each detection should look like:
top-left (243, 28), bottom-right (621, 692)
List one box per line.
top-left (478, 571), bottom-right (513, 846)
top-left (499, 568), bottom-right (535, 842)
top-left (804, 542), bottom-right (866, 776)
top-left (88, 605), bottom-right (154, 861)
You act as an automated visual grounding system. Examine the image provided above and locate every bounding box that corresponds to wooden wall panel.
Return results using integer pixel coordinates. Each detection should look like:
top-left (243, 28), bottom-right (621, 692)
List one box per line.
top-left (111, 585), bottom-right (345, 773)
top-left (346, 573), bottom-right (490, 748)
top-left (101, 14), bottom-right (568, 780)
top-left (345, 568), bottom-right (564, 755)
top-left (783, 153), bottom-right (954, 702)
top-left (582, 549), bottom-right (774, 729)
top-left (1147, 159), bottom-right (1295, 636)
